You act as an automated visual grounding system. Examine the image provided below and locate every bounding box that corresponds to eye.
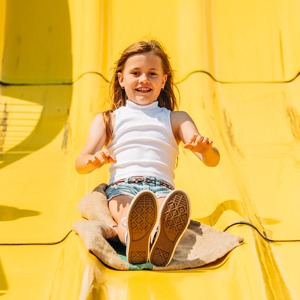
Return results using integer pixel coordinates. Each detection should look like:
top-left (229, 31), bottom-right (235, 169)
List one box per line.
top-left (150, 72), bottom-right (157, 77)
top-left (131, 71), bottom-right (139, 76)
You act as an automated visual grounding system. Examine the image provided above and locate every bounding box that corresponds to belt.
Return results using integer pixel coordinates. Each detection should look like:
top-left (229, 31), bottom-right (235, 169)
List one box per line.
top-left (109, 176), bottom-right (174, 190)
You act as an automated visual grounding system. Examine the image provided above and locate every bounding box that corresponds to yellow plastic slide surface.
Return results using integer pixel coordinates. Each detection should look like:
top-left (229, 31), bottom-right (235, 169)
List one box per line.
top-left (1, 0), bottom-right (300, 299)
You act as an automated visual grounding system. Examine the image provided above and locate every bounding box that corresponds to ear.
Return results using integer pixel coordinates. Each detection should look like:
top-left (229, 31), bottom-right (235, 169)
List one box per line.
top-left (162, 74), bottom-right (167, 88)
top-left (118, 72), bottom-right (125, 89)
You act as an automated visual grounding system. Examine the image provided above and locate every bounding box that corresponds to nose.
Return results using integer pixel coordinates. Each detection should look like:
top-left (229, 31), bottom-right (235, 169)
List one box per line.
top-left (139, 73), bottom-right (150, 83)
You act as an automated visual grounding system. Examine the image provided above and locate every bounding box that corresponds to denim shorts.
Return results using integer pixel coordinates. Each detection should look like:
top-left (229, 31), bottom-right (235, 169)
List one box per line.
top-left (105, 176), bottom-right (174, 201)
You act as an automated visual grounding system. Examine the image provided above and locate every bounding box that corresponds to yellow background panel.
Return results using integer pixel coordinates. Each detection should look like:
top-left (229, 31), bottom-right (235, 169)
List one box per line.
top-left (0, 0), bottom-right (300, 299)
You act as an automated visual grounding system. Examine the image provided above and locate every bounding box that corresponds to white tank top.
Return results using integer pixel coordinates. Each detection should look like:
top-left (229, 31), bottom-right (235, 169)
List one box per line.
top-left (106, 100), bottom-right (179, 186)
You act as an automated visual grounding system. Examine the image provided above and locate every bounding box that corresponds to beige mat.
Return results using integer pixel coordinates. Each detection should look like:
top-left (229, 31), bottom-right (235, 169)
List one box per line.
top-left (73, 184), bottom-right (243, 271)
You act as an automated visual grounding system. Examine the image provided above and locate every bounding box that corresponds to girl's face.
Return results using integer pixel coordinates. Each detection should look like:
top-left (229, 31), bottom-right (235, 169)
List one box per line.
top-left (118, 52), bottom-right (167, 105)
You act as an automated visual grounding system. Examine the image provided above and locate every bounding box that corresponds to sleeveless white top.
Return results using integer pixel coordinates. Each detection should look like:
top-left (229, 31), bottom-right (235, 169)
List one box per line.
top-left (106, 100), bottom-right (179, 186)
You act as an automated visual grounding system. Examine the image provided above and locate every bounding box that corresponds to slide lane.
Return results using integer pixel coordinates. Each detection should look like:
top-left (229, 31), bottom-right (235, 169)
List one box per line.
top-left (1, 0), bottom-right (300, 299)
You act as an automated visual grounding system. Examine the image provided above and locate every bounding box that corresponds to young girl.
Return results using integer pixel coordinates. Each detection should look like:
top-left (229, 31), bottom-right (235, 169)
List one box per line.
top-left (75, 40), bottom-right (220, 267)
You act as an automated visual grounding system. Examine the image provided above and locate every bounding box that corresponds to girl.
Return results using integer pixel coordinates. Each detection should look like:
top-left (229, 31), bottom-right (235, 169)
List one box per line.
top-left (75, 40), bottom-right (220, 267)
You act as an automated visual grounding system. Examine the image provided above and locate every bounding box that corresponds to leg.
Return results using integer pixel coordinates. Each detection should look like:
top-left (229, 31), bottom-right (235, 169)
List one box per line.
top-left (156, 196), bottom-right (166, 209)
top-left (109, 191), bottom-right (159, 264)
top-left (108, 194), bottom-right (133, 245)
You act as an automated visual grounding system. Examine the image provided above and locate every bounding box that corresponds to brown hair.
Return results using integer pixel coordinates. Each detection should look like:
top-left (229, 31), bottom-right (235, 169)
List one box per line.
top-left (103, 40), bottom-right (179, 145)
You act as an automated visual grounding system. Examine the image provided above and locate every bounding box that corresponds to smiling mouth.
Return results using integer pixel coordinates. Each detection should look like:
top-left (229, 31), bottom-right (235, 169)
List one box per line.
top-left (135, 87), bottom-right (152, 93)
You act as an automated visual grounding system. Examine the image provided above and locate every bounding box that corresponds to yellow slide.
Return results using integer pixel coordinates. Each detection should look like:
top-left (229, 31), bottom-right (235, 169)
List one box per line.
top-left (1, 0), bottom-right (300, 299)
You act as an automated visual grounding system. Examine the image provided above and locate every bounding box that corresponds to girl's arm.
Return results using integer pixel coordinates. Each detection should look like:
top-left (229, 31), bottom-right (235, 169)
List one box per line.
top-left (171, 111), bottom-right (220, 167)
top-left (75, 113), bottom-right (116, 174)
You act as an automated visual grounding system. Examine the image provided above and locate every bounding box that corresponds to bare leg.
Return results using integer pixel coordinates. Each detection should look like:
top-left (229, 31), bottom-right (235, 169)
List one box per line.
top-left (156, 197), bottom-right (166, 210)
top-left (108, 194), bottom-right (133, 245)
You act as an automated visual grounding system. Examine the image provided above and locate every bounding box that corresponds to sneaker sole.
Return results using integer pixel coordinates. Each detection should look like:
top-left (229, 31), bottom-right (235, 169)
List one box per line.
top-left (150, 190), bottom-right (190, 267)
top-left (127, 191), bottom-right (158, 264)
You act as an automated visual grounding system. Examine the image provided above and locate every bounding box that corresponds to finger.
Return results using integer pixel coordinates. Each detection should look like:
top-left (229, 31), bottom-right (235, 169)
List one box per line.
top-left (108, 154), bottom-right (117, 163)
top-left (87, 155), bottom-right (98, 164)
top-left (95, 150), bottom-right (116, 165)
top-left (201, 137), bottom-right (213, 145)
top-left (186, 135), bottom-right (200, 146)
top-left (102, 150), bottom-right (111, 158)
top-left (87, 157), bottom-right (101, 168)
top-left (102, 151), bottom-right (116, 163)
top-left (100, 149), bottom-right (116, 162)
top-left (202, 137), bottom-right (209, 144)
top-left (184, 138), bottom-right (196, 147)
top-left (183, 143), bottom-right (192, 149)
top-left (94, 153), bottom-right (106, 165)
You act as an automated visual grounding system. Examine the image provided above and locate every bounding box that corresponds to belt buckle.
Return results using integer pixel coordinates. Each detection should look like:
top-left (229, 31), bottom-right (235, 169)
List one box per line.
top-left (144, 177), bottom-right (151, 184)
top-left (147, 177), bottom-right (156, 185)
top-left (129, 176), bottom-right (144, 184)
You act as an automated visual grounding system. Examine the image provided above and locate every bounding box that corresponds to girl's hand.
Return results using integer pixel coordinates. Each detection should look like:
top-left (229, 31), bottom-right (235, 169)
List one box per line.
top-left (183, 134), bottom-right (213, 154)
top-left (87, 149), bottom-right (116, 168)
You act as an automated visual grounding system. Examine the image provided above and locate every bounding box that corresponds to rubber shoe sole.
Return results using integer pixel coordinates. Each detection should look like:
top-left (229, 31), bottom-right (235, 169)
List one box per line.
top-left (150, 190), bottom-right (190, 267)
top-left (126, 190), bottom-right (158, 264)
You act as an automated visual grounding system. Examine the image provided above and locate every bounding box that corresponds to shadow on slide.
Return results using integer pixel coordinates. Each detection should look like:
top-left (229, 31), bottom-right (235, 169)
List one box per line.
top-left (1, 1), bottom-right (300, 299)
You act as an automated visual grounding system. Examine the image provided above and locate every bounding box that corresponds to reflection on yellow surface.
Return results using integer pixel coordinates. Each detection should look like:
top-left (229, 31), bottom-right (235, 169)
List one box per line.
top-left (0, 0), bottom-right (300, 299)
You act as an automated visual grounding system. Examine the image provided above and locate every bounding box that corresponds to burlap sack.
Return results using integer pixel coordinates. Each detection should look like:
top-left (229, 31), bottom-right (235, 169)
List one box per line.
top-left (73, 184), bottom-right (243, 271)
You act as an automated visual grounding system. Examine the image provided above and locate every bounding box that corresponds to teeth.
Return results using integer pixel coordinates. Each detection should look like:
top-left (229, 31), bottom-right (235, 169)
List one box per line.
top-left (137, 87), bottom-right (151, 91)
